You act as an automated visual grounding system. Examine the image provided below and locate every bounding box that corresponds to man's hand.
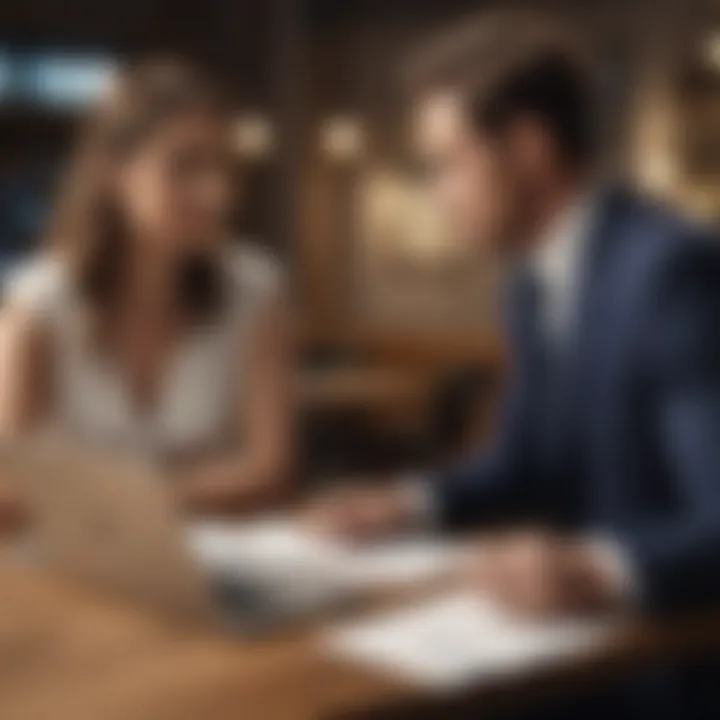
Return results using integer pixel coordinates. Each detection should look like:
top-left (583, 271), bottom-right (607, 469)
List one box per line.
top-left (470, 531), bottom-right (623, 618)
top-left (302, 482), bottom-right (418, 542)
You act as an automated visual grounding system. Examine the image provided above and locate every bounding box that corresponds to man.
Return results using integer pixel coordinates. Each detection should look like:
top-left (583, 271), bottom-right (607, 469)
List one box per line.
top-left (308, 11), bottom-right (720, 632)
top-left (308, 12), bottom-right (720, 715)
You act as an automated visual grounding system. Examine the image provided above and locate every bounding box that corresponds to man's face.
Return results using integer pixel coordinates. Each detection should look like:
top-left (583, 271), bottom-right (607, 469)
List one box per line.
top-left (413, 92), bottom-right (523, 256)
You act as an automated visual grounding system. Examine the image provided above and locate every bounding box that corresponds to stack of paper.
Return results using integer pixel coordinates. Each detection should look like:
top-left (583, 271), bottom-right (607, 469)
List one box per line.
top-left (339, 538), bottom-right (454, 589)
top-left (187, 518), bottom-right (458, 591)
top-left (325, 592), bottom-right (611, 690)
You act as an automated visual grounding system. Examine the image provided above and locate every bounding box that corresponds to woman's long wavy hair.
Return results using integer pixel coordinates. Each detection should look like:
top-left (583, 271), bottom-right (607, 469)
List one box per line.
top-left (47, 57), bottom-right (231, 343)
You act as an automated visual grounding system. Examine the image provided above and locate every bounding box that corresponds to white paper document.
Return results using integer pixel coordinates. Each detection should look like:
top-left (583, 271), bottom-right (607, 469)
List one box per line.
top-left (187, 518), bottom-right (457, 591)
top-left (324, 592), bottom-right (612, 690)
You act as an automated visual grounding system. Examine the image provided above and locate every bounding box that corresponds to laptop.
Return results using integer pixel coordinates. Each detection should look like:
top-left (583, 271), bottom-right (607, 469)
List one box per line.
top-left (3, 437), bottom-right (349, 635)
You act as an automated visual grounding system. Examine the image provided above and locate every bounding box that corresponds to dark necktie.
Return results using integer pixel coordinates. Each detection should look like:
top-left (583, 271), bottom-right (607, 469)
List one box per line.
top-left (513, 270), bottom-right (582, 523)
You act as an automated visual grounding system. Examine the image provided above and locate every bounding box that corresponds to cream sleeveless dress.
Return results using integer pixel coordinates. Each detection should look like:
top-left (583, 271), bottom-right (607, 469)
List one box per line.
top-left (5, 243), bottom-right (282, 460)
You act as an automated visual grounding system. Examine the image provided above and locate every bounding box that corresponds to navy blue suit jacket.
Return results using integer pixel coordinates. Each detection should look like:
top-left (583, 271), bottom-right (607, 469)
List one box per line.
top-left (433, 188), bottom-right (720, 612)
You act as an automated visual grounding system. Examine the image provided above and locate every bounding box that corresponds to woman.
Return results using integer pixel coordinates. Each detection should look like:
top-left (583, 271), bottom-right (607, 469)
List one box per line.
top-left (0, 58), bottom-right (293, 513)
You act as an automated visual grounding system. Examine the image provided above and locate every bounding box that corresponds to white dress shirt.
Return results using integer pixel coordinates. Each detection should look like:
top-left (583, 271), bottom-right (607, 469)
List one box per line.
top-left (526, 191), bottom-right (596, 347)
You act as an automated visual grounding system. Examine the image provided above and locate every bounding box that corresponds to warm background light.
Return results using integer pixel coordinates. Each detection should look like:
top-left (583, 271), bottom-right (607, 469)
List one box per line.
top-left (320, 116), bottom-right (365, 161)
top-left (234, 113), bottom-right (275, 159)
top-left (705, 31), bottom-right (720, 72)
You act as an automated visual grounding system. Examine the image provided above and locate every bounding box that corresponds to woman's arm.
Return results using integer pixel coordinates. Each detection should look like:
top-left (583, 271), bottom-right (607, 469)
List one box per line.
top-left (177, 297), bottom-right (295, 514)
top-left (0, 306), bottom-right (52, 436)
top-left (0, 306), bottom-right (52, 529)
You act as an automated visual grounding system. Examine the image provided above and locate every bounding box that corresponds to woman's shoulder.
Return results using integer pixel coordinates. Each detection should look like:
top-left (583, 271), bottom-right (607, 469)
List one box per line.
top-left (224, 240), bottom-right (285, 304)
top-left (3, 254), bottom-right (70, 315)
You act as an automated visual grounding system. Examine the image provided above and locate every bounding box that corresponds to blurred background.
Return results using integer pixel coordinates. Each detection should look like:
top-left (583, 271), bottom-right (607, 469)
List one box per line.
top-left (0, 0), bottom-right (717, 478)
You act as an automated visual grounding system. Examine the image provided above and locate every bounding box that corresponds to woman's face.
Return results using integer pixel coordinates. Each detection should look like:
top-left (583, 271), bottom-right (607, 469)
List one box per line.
top-left (115, 110), bottom-right (234, 253)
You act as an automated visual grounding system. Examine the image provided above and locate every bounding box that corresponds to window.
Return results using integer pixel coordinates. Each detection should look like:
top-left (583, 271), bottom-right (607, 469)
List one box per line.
top-left (0, 47), bottom-right (117, 109)
top-left (23, 53), bottom-right (117, 109)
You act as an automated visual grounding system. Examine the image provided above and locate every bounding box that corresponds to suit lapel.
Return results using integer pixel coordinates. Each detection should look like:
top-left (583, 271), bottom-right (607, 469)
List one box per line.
top-left (541, 188), bottom-right (629, 479)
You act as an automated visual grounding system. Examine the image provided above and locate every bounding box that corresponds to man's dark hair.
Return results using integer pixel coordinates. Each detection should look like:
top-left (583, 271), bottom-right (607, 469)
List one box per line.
top-left (404, 10), bottom-right (597, 167)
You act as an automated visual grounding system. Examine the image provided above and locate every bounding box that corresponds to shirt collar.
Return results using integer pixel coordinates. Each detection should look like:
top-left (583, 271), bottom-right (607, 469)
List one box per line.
top-left (528, 188), bottom-right (599, 292)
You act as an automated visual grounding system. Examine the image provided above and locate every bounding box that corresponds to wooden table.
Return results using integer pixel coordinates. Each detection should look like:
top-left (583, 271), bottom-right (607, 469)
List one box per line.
top-left (1, 552), bottom-right (719, 720)
top-left (299, 366), bottom-right (431, 433)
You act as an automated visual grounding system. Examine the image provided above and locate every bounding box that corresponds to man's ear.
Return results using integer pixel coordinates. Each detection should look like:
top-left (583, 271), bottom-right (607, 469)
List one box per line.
top-left (504, 115), bottom-right (555, 181)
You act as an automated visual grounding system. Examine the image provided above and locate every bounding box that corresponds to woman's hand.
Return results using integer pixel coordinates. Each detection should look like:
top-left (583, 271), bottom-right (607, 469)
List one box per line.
top-left (177, 455), bottom-right (289, 515)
